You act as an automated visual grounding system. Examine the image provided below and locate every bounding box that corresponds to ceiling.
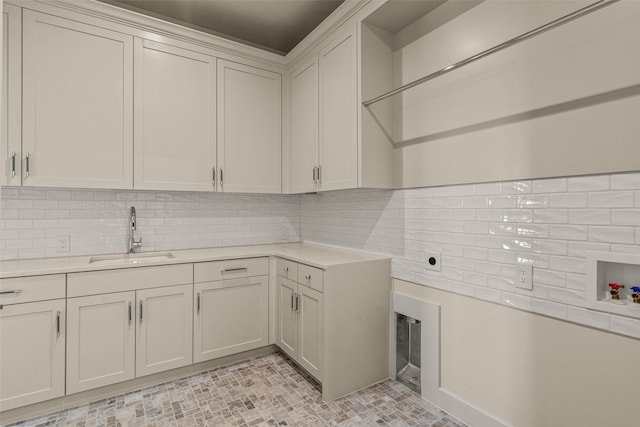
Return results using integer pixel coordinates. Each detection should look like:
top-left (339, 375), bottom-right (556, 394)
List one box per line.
top-left (100, 0), bottom-right (345, 55)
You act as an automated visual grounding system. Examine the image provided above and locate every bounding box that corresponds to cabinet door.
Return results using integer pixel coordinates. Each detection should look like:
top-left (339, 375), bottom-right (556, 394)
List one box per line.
top-left (66, 292), bottom-right (135, 394)
top-left (0, 299), bottom-right (65, 411)
top-left (194, 276), bottom-right (268, 363)
top-left (289, 56), bottom-right (319, 194)
top-left (137, 284), bottom-right (193, 377)
top-left (298, 285), bottom-right (323, 380)
top-left (319, 25), bottom-right (358, 191)
top-left (217, 60), bottom-right (281, 193)
top-left (22, 10), bottom-right (133, 189)
top-left (134, 39), bottom-right (216, 191)
top-left (1, 3), bottom-right (21, 186)
top-left (278, 277), bottom-right (298, 360)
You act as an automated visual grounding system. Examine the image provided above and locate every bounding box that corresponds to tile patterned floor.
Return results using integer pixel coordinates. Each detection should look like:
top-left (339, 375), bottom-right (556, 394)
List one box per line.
top-left (3, 352), bottom-right (466, 427)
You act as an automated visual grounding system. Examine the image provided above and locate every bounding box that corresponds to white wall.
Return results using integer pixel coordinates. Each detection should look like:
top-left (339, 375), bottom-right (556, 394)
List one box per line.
top-left (0, 187), bottom-right (300, 259)
top-left (302, 172), bottom-right (640, 341)
top-left (395, 278), bottom-right (640, 427)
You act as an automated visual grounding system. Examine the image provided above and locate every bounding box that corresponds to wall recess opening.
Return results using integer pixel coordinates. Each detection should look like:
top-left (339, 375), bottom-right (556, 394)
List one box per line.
top-left (396, 313), bottom-right (421, 393)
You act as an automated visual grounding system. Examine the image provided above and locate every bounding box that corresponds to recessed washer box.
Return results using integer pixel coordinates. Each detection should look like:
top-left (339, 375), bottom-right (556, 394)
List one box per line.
top-left (586, 251), bottom-right (640, 319)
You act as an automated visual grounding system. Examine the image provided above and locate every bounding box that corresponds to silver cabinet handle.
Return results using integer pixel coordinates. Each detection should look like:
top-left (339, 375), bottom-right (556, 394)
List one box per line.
top-left (312, 167), bottom-right (317, 183)
top-left (0, 289), bottom-right (22, 295)
top-left (291, 293), bottom-right (294, 310)
top-left (295, 294), bottom-right (300, 312)
top-left (11, 152), bottom-right (16, 177)
top-left (220, 168), bottom-right (223, 186)
top-left (221, 267), bottom-right (248, 274)
top-left (56, 311), bottom-right (61, 337)
top-left (25, 153), bottom-right (31, 177)
top-left (317, 165), bottom-right (321, 183)
top-left (128, 302), bottom-right (132, 325)
top-left (212, 167), bottom-right (216, 186)
top-left (305, 274), bottom-right (311, 280)
top-left (197, 292), bottom-right (201, 313)
top-left (139, 300), bottom-right (143, 322)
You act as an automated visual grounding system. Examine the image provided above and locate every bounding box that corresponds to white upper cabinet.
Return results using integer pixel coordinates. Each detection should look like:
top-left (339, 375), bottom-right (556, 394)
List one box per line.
top-left (2, 3), bottom-right (21, 186)
top-left (318, 26), bottom-right (358, 191)
top-left (217, 60), bottom-right (282, 193)
top-left (289, 56), bottom-right (319, 194)
top-left (22, 10), bottom-right (133, 189)
top-left (134, 39), bottom-right (216, 191)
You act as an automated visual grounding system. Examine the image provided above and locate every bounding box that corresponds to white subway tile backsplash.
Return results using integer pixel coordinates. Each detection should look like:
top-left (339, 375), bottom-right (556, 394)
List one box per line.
top-left (567, 175), bottom-right (609, 192)
top-left (533, 178), bottom-right (567, 193)
top-left (568, 209), bottom-right (610, 225)
top-left (588, 226), bottom-right (635, 244)
top-left (4, 172), bottom-right (640, 339)
top-left (588, 191), bottom-right (634, 208)
top-left (611, 210), bottom-right (640, 226)
top-left (549, 193), bottom-right (587, 208)
top-left (611, 172), bottom-right (640, 190)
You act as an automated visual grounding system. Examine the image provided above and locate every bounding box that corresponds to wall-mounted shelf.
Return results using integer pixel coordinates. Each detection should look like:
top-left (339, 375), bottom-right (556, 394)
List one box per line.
top-left (586, 251), bottom-right (640, 319)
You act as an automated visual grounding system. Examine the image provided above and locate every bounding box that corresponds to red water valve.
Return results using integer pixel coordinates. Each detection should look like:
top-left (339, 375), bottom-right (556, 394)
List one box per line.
top-left (609, 283), bottom-right (624, 290)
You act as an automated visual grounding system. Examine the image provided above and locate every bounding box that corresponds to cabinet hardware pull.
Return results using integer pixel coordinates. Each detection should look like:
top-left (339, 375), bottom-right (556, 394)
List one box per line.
top-left (305, 274), bottom-right (311, 280)
top-left (139, 300), bottom-right (143, 321)
top-left (212, 167), bottom-right (216, 186)
top-left (11, 152), bottom-right (16, 177)
top-left (291, 293), bottom-right (294, 309)
top-left (128, 302), bottom-right (132, 324)
top-left (0, 289), bottom-right (22, 295)
top-left (312, 167), bottom-right (316, 183)
top-left (197, 293), bottom-right (201, 313)
top-left (295, 294), bottom-right (300, 312)
top-left (283, 267), bottom-right (288, 273)
top-left (56, 311), bottom-right (61, 337)
top-left (25, 153), bottom-right (31, 177)
top-left (221, 267), bottom-right (248, 274)
top-left (220, 168), bottom-right (223, 186)
top-left (317, 165), bottom-right (321, 183)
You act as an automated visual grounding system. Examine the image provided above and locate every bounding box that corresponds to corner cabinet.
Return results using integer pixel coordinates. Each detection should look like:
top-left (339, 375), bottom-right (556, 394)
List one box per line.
top-left (0, 275), bottom-right (66, 412)
top-left (288, 26), bottom-right (358, 193)
top-left (134, 39), bottom-right (217, 192)
top-left (217, 60), bottom-right (282, 193)
top-left (276, 256), bottom-right (391, 401)
top-left (21, 10), bottom-right (134, 189)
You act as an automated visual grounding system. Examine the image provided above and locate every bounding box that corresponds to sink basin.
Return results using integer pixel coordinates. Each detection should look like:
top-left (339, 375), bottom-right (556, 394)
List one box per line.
top-left (88, 252), bottom-right (175, 265)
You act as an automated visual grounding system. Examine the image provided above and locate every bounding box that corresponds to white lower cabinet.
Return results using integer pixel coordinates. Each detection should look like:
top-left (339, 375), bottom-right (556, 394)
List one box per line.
top-left (65, 264), bottom-right (193, 396)
top-left (193, 258), bottom-right (269, 363)
top-left (0, 299), bottom-right (66, 412)
top-left (278, 276), bottom-right (323, 381)
top-left (66, 292), bottom-right (136, 394)
top-left (136, 284), bottom-right (193, 377)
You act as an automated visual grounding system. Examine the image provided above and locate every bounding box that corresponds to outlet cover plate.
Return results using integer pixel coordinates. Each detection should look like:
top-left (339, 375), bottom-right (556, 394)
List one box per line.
top-left (425, 253), bottom-right (441, 272)
top-left (56, 235), bottom-right (70, 254)
top-left (516, 263), bottom-right (533, 290)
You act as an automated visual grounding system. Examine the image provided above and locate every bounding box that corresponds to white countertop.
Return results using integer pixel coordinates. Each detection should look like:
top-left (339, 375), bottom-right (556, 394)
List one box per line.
top-left (0, 243), bottom-right (390, 278)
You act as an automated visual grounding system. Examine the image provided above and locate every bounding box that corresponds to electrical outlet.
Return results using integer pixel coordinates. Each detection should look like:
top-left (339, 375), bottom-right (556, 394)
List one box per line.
top-left (425, 253), bottom-right (441, 272)
top-left (280, 227), bottom-right (289, 241)
top-left (56, 235), bottom-right (70, 254)
top-left (516, 263), bottom-right (533, 290)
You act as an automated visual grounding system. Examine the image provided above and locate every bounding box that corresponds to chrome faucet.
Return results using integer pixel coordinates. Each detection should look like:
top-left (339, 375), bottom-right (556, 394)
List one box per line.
top-left (128, 206), bottom-right (142, 254)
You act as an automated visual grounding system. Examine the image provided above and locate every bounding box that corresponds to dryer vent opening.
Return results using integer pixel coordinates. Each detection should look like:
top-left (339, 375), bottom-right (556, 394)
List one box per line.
top-left (396, 313), bottom-right (421, 393)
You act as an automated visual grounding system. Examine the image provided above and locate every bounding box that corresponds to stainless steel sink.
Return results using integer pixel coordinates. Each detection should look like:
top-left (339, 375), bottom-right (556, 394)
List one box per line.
top-left (88, 252), bottom-right (175, 265)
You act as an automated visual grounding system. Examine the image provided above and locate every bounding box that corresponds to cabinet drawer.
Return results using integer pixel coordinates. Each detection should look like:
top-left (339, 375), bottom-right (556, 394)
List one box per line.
top-left (68, 264), bottom-right (192, 297)
top-left (298, 264), bottom-right (323, 292)
top-left (0, 274), bottom-right (65, 305)
top-left (194, 257), bottom-right (269, 283)
top-left (278, 258), bottom-right (298, 280)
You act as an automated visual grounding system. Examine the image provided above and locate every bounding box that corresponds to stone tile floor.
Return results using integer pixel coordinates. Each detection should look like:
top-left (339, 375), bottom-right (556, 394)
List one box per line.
top-left (3, 352), bottom-right (466, 427)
